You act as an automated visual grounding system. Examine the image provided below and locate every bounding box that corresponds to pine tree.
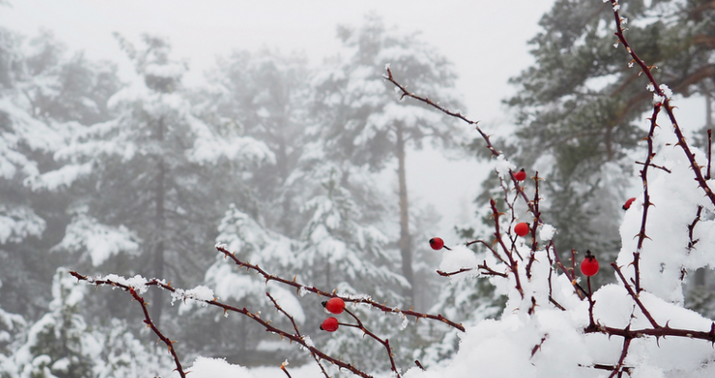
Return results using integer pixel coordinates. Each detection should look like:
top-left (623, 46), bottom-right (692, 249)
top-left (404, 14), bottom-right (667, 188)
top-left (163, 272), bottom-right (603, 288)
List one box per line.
top-left (0, 269), bottom-right (172, 378)
top-left (27, 34), bottom-right (272, 328)
top-left (478, 0), bottom-right (715, 267)
top-left (204, 49), bottom-right (310, 237)
top-left (0, 27), bottom-right (120, 320)
top-left (311, 14), bottom-right (463, 304)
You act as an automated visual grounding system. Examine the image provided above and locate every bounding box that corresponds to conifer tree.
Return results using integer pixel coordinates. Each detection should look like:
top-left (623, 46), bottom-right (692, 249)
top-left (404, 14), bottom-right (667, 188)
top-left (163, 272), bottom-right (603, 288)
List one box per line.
top-left (311, 14), bottom-right (463, 304)
top-left (203, 49), bottom-right (310, 237)
top-left (28, 35), bottom-right (272, 327)
top-left (479, 0), bottom-right (715, 264)
top-left (0, 28), bottom-right (120, 320)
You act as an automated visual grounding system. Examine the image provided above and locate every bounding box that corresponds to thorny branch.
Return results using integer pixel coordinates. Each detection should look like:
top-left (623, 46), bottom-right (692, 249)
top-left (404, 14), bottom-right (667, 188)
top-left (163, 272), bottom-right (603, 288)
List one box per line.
top-left (384, 67), bottom-right (500, 158)
top-left (631, 104), bottom-right (661, 292)
top-left (707, 129), bottom-right (712, 180)
top-left (489, 199), bottom-right (524, 299)
top-left (69, 271), bottom-right (375, 378)
top-left (341, 308), bottom-right (401, 378)
top-left (384, 4), bottom-right (715, 371)
top-left (267, 292), bottom-right (330, 378)
top-left (525, 172), bottom-right (542, 279)
top-left (609, 0), bottom-right (715, 212)
top-left (132, 286), bottom-right (185, 378)
top-left (612, 263), bottom-right (660, 329)
top-left (687, 206), bottom-right (703, 252)
top-left (215, 245), bottom-right (465, 332)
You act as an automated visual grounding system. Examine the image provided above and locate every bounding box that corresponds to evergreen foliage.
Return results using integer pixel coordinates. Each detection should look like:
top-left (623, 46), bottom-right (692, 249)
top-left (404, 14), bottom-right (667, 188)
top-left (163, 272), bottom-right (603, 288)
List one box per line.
top-left (474, 0), bottom-right (715, 269)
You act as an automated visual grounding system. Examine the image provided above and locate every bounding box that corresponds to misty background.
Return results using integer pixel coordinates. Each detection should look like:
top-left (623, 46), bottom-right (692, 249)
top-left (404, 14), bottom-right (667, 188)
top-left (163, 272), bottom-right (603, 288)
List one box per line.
top-left (2, 0), bottom-right (715, 377)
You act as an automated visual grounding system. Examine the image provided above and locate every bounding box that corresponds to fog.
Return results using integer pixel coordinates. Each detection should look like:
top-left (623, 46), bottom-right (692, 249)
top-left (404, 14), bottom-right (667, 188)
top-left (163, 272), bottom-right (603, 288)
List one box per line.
top-left (2, 0), bottom-right (555, 238)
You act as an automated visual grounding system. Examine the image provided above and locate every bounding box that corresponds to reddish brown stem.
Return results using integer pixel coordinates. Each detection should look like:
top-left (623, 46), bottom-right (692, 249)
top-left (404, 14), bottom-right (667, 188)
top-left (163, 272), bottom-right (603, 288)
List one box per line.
top-left (266, 292), bottom-right (329, 378)
top-left (214, 245), bottom-right (465, 332)
top-left (609, 0), bottom-right (715, 210)
top-left (414, 360), bottom-right (425, 371)
top-left (526, 172), bottom-right (542, 279)
top-left (343, 308), bottom-right (401, 378)
top-left (611, 264), bottom-right (660, 329)
top-left (587, 277), bottom-right (595, 327)
top-left (635, 161), bottom-right (670, 173)
top-left (70, 271), bottom-right (375, 378)
top-left (687, 206), bottom-right (703, 252)
top-left (465, 239), bottom-right (507, 265)
top-left (632, 105), bottom-right (661, 292)
top-left (490, 199), bottom-right (525, 298)
top-left (608, 337), bottom-right (632, 378)
top-left (128, 287), bottom-right (185, 378)
top-left (384, 67), bottom-right (500, 158)
top-left (280, 362), bottom-right (293, 378)
top-left (437, 267), bottom-right (475, 277)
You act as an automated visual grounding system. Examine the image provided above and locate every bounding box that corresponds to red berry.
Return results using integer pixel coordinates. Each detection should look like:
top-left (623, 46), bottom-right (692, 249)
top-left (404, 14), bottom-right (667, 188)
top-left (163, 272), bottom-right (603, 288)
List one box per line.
top-left (514, 222), bottom-right (530, 237)
top-left (429, 237), bottom-right (445, 250)
top-left (580, 250), bottom-right (599, 277)
top-left (514, 169), bottom-right (527, 181)
top-left (323, 298), bottom-right (345, 314)
top-left (623, 197), bottom-right (636, 210)
top-left (320, 317), bottom-right (339, 332)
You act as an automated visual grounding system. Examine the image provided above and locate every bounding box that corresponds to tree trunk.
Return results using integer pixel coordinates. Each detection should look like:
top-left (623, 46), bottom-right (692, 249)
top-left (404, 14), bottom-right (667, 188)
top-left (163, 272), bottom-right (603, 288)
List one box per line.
top-left (152, 116), bottom-right (166, 327)
top-left (396, 123), bottom-right (414, 304)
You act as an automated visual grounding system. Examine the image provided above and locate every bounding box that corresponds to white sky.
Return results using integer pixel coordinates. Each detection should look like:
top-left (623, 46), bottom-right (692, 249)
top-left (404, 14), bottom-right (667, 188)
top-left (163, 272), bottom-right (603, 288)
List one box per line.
top-left (2, 0), bottom-right (558, 240)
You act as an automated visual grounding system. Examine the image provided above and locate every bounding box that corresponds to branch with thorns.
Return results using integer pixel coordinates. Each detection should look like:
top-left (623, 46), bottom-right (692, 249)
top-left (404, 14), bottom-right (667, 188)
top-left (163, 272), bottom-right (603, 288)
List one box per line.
top-left (69, 271), bottom-right (375, 378)
top-left (215, 245), bottom-right (465, 332)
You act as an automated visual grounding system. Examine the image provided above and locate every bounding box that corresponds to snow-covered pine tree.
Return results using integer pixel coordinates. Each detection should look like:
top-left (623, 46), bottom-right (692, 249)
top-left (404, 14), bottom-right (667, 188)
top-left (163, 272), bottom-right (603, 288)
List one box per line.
top-left (0, 27), bottom-right (121, 322)
top-left (204, 160), bottom-right (411, 371)
top-left (0, 269), bottom-right (172, 378)
top-left (478, 0), bottom-right (715, 271)
top-left (203, 49), bottom-right (311, 237)
top-left (26, 34), bottom-right (272, 329)
top-left (310, 14), bottom-right (464, 305)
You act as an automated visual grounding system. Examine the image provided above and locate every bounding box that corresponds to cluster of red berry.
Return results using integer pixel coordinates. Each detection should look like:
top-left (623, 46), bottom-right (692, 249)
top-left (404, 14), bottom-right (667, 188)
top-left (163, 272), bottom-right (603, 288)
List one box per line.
top-left (319, 298), bottom-right (346, 332)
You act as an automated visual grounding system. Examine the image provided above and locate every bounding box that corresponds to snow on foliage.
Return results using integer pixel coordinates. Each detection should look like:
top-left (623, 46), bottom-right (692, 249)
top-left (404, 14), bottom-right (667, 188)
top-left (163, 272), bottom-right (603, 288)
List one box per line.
top-left (0, 269), bottom-right (172, 378)
top-left (493, 154), bottom-right (516, 179)
top-left (438, 245), bottom-right (479, 281)
top-left (0, 205), bottom-right (45, 244)
top-left (53, 213), bottom-right (139, 266)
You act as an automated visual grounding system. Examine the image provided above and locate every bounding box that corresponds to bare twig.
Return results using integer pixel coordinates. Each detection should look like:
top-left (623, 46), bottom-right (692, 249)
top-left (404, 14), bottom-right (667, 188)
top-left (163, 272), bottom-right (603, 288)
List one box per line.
top-left (69, 272), bottom-right (186, 378)
top-left (70, 271), bottom-right (375, 378)
top-left (384, 68), bottom-right (500, 158)
top-left (609, 0), bottom-right (715, 210)
top-left (608, 337), bottom-right (632, 378)
top-left (342, 308), bottom-right (401, 378)
top-left (525, 172), bottom-right (542, 279)
top-left (611, 264), bottom-right (660, 329)
top-left (267, 293), bottom-right (329, 378)
top-left (687, 206), bottom-right (703, 252)
top-left (280, 361), bottom-right (293, 378)
top-left (465, 239), bottom-right (507, 264)
top-left (437, 267), bottom-right (475, 277)
top-left (215, 245), bottom-right (465, 332)
top-left (490, 199), bottom-right (525, 298)
top-left (633, 105), bottom-right (661, 292)
top-left (635, 161), bottom-right (671, 173)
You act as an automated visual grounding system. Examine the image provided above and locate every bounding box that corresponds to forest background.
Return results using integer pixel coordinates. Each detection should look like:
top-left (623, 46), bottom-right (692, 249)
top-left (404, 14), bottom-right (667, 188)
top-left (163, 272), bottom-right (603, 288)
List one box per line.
top-left (3, 0), bottom-right (715, 377)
